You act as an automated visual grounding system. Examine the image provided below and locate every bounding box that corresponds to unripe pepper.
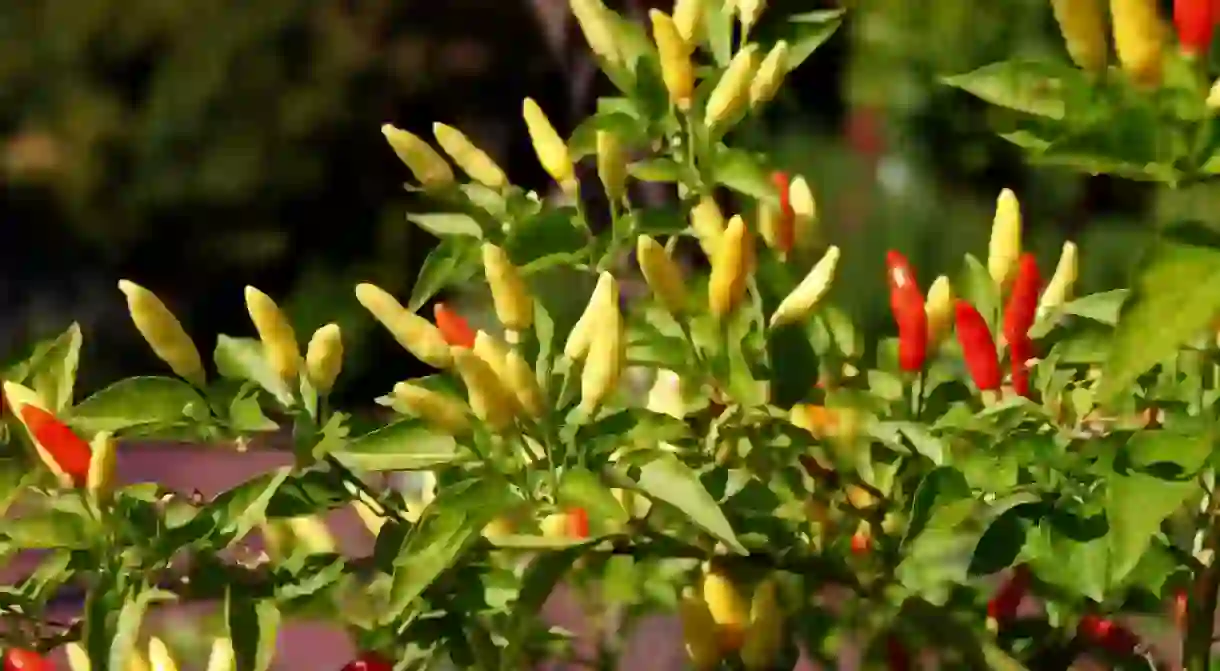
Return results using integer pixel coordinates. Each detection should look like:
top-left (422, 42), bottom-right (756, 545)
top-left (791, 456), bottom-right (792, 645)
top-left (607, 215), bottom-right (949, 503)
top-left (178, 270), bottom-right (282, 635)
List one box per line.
top-left (690, 196), bottom-right (727, 258)
top-left (673, 0), bottom-right (705, 43)
top-left (355, 283), bottom-right (452, 369)
top-left (522, 98), bottom-right (576, 193)
top-left (736, 0), bottom-right (767, 33)
top-left (749, 41), bottom-right (791, 106)
top-left (432, 123), bottom-right (508, 189)
top-left (19, 404), bottom-right (92, 487)
top-left (1051, 0), bottom-right (1109, 72)
top-left (769, 245), bottom-right (841, 328)
top-left (305, 323), bottom-right (343, 394)
top-left (988, 188), bottom-right (1023, 293)
top-left (579, 283), bottom-right (624, 414)
top-left (705, 45), bottom-right (760, 130)
top-left (679, 588), bottom-right (723, 670)
top-left (392, 382), bottom-right (472, 435)
top-left (709, 214), bottom-right (754, 319)
top-left (954, 300), bottom-right (1002, 393)
top-left (565, 272), bottom-right (618, 361)
top-left (886, 251), bottom-right (928, 373)
top-left (925, 275), bottom-right (954, 349)
top-left (1039, 241), bottom-right (1078, 315)
top-left (433, 302), bottom-right (476, 349)
top-left (482, 243), bottom-right (534, 332)
top-left (244, 286), bottom-right (302, 383)
top-left (788, 175), bottom-right (819, 251)
top-left (1175, 0), bottom-right (1215, 55)
top-left (596, 130), bottom-right (627, 204)
top-left (285, 514), bottom-right (339, 554)
top-left (702, 566), bottom-right (750, 652)
top-left (118, 280), bottom-right (205, 387)
top-left (637, 235), bottom-right (688, 316)
top-left (473, 331), bottom-right (544, 419)
top-left (650, 10), bottom-right (696, 110)
top-left (381, 124), bottom-right (454, 189)
top-left (86, 431), bottom-right (117, 502)
top-left (450, 347), bottom-right (518, 431)
top-left (741, 578), bottom-right (784, 670)
top-left (1111, 0), bottom-right (1166, 85)
top-left (149, 636), bottom-right (180, 671)
top-left (205, 638), bottom-right (236, 671)
top-left (569, 0), bottom-right (621, 65)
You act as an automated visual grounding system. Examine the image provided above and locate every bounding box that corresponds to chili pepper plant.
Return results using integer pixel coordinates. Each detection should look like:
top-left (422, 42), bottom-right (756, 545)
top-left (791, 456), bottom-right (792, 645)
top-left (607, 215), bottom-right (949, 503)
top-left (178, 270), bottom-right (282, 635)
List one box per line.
top-left (3, 1), bottom-right (1220, 670)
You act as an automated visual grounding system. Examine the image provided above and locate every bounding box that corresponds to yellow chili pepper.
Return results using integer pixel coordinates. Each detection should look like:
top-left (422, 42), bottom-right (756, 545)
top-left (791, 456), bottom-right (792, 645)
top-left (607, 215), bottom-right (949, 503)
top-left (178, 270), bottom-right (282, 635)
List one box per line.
top-left (925, 275), bottom-right (954, 348)
top-left (483, 516), bottom-right (515, 539)
top-left (451, 346), bottom-right (518, 431)
top-left (749, 40), bottom-right (790, 106)
top-left (1110, 0), bottom-right (1165, 85)
top-left (118, 280), bottom-right (206, 387)
top-left (392, 382), bottom-right (472, 435)
top-left (705, 44), bottom-right (760, 129)
top-left (286, 514), bottom-right (338, 554)
top-left (67, 644), bottom-right (153, 671)
top-left (1039, 240), bottom-right (1079, 314)
top-left (570, 0), bottom-right (621, 65)
top-left (987, 188), bottom-right (1023, 293)
top-left (646, 368), bottom-right (686, 419)
top-left (690, 195), bottom-right (726, 258)
top-left (1050, 0), bottom-right (1108, 72)
top-left (244, 286), bottom-right (302, 383)
top-left (769, 245), bottom-right (840, 328)
top-left (637, 235), bottom-right (687, 316)
top-left (86, 431), bottom-right (117, 502)
top-left (673, 0), bottom-right (705, 43)
top-left (679, 588), bottom-right (723, 670)
top-left (305, 323), bottom-right (343, 394)
top-left (741, 578), bottom-right (784, 670)
top-left (580, 282), bottom-right (624, 414)
top-left (149, 637), bottom-right (180, 671)
top-left (522, 98), bottom-right (576, 192)
top-left (540, 512), bottom-right (569, 538)
top-left (736, 0), bottom-right (766, 34)
top-left (596, 130), bottom-right (627, 205)
top-left (473, 331), bottom-right (545, 419)
top-left (1208, 77), bottom-right (1220, 109)
top-left (702, 566), bottom-right (749, 652)
top-left (355, 283), bottom-right (452, 369)
top-left (381, 124), bottom-right (454, 189)
top-left (482, 243), bottom-right (534, 332)
top-left (432, 122), bottom-right (508, 189)
top-left (564, 272), bottom-right (617, 361)
top-left (205, 639), bottom-right (236, 671)
top-left (788, 175), bottom-right (819, 252)
top-left (651, 10), bottom-right (696, 111)
top-left (708, 214), bottom-right (753, 319)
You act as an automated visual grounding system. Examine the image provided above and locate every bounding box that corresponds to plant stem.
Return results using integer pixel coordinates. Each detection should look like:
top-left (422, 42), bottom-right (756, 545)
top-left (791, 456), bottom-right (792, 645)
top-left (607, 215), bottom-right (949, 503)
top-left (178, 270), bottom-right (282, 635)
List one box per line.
top-left (1184, 488), bottom-right (1220, 671)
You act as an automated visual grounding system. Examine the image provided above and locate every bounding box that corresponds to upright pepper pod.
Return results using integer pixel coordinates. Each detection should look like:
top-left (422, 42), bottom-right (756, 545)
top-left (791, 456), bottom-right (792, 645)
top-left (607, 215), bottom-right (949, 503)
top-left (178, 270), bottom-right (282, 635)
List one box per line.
top-left (483, 243), bottom-right (534, 332)
top-left (690, 196), bottom-right (727, 258)
top-left (149, 637), bottom-right (180, 671)
top-left (473, 331), bottom-right (545, 419)
top-left (1051, 0), bottom-right (1109, 72)
top-left (741, 578), bottom-right (784, 670)
top-left (381, 124), bottom-right (454, 189)
top-left (18, 403), bottom-right (92, 488)
top-left (1039, 241), bottom-right (1078, 314)
top-left (637, 235), bottom-right (688, 316)
top-left (702, 566), bottom-right (750, 652)
top-left (885, 251), bottom-right (928, 373)
top-left (769, 245), bottom-right (841, 328)
top-left (1111, 0), bottom-right (1166, 85)
top-left (305, 323), bottom-right (343, 394)
top-left (736, 0), bottom-right (767, 34)
top-left (954, 300), bottom-right (1002, 393)
top-left (564, 272), bottom-right (617, 361)
top-left (705, 45), bottom-right (760, 129)
top-left (709, 214), bottom-right (754, 319)
top-left (579, 282), bottom-right (624, 414)
top-left (569, 0), bottom-right (621, 65)
top-left (433, 302), bottom-right (476, 349)
top-left (244, 286), bottom-right (302, 383)
top-left (925, 275), bottom-right (954, 349)
top-left (596, 130), bottom-right (627, 204)
top-left (355, 284), bottom-right (453, 369)
top-left (679, 588), bottom-right (723, 670)
top-left (1175, 0), bottom-right (1216, 55)
top-left (788, 175), bottom-right (819, 251)
top-left (118, 280), bottom-right (205, 387)
top-left (522, 98), bottom-right (576, 193)
top-left (86, 431), bottom-right (117, 502)
top-left (205, 639), bottom-right (236, 671)
top-left (451, 346), bottom-right (518, 431)
top-left (988, 188), bottom-right (1023, 293)
top-left (432, 123), bottom-right (508, 189)
top-left (1002, 253), bottom-right (1043, 346)
top-left (673, 0), bottom-right (705, 43)
top-left (650, 10), bottom-right (696, 110)
top-left (749, 41), bottom-right (791, 106)
top-left (284, 514), bottom-right (339, 554)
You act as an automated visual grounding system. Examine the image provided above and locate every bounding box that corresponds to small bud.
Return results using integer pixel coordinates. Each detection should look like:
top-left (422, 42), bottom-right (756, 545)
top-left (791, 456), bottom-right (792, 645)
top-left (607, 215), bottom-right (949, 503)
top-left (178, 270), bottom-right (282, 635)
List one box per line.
top-left (596, 130), bottom-right (627, 204)
top-left (118, 280), bottom-right (205, 387)
top-left (432, 123), bottom-right (508, 189)
top-left (749, 41), bottom-right (790, 106)
top-left (381, 124), bottom-right (454, 189)
top-left (651, 10), bottom-right (696, 110)
top-left (392, 382), bottom-right (472, 435)
top-left (305, 323), bottom-right (343, 394)
top-left (705, 45), bottom-right (760, 130)
top-left (355, 283), bottom-right (452, 369)
top-left (451, 346), bottom-right (519, 431)
top-left (244, 286), bottom-right (302, 383)
top-left (86, 431), bottom-right (117, 502)
top-left (565, 272), bottom-right (618, 361)
top-left (637, 235), bottom-right (687, 315)
top-left (482, 243), bottom-right (533, 331)
top-left (522, 98), bottom-right (576, 192)
top-left (987, 188), bottom-right (1023, 292)
top-left (769, 245), bottom-right (841, 328)
top-left (708, 214), bottom-right (753, 319)
top-left (1039, 240), bottom-right (1079, 314)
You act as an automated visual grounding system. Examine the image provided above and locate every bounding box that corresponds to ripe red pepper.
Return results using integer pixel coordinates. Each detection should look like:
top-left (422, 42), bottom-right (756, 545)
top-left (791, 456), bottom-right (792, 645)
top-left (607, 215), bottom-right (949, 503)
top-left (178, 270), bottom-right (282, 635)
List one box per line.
top-left (433, 302), bottom-right (476, 349)
top-left (1172, 588), bottom-right (1188, 630)
top-left (566, 507), bottom-right (590, 538)
top-left (3, 649), bottom-right (50, 671)
top-left (19, 405), bottom-right (92, 487)
top-left (1077, 613), bottom-right (1140, 655)
top-left (1176, 0), bottom-right (1216, 55)
top-left (771, 171), bottom-right (795, 253)
top-left (340, 653), bottom-right (393, 671)
top-left (987, 564), bottom-right (1031, 624)
top-left (1001, 253), bottom-right (1041, 346)
top-left (954, 301), bottom-right (1001, 392)
top-left (850, 531), bottom-right (871, 555)
top-left (885, 251), bottom-right (928, 373)
top-left (885, 636), bottom-right (911, 671)
top-left (1009, 336), bottom-right (1034, 399)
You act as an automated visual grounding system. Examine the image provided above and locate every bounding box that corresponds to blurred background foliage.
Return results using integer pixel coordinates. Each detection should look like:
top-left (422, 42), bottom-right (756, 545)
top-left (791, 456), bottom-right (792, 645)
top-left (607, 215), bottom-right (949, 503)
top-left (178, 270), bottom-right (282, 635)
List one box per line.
top-left (0, 0), bottom-right (1188, 407)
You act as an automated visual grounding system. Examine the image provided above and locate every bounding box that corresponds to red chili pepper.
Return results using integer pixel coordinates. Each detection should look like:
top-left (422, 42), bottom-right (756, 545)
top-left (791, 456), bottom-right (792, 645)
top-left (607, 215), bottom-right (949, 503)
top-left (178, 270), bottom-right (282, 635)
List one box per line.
top-left (340, 653), bottom-right (393, 671)
top-left (850, 531), bottom-right (871, 555)
top-left (19, 405), bottom-right (92, 487)
top-left (886, 251), bottom-right (928, 373)
top-left (1173, 588), bottom-right (1188, 630)
top-left (1077, 614), bottom-right (1139, 655)
top-left (771, 171), bottom-right (794, 253)
top-left (1009, 336), bottom-right (1034, 399)
top-left (566, 507), bottom-right (590, 539)
top-left (954, 300), bottom-right (1001, 392)
top-left (3, 649), bottom-right (50, 671)
top-left (1002, 253), bottom-right (1041, 346)
top-left (433, 302), bottom-right (476, 349)
top-left (885, 636), bottom-right (911, 671)
top-left (987, 565), bottom-right (1031, 624)
top-left (1176, 0), bottom-right (1216, 55)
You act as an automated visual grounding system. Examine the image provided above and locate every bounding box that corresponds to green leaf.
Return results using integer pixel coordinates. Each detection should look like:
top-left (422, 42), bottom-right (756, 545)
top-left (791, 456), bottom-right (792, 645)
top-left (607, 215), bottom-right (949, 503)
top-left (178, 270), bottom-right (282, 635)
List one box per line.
top-left (408, 236), bottom-right (482, 312)
top-left (68, 377), bottom-right (206, 434)
top-left (213, 336), bottom-right (294, 407)
top-left (955, 254), bottom-right (1000, 330)
top-left (1031, 289), bottom-right (1130, 337)
top-left (504, 548), bottom-right (584, 666)
top-left (228, 389), bottom-right (279, 432)
top-left (506, 209), bottom-right (588, 267)
top-left (942, 59), bottom-right (1078, 119)
top-left (407, 212), bottom-right (483, 238)
top-left (1098, 223), bottom-right (1220, 405)
top-left (18, 323), bottom-right (83, 412)
top-left (783, 9), bottom-right (845, 70)
top-left (210, 467), bottom-right (293, 546)
top-left (110, 589), bottom-right (175, 671)
top-left (3, 509), bottom-right (90, 549)
top-left (633, 454), bottom-right (747, 554)
top-left (1027, 512), bottom-right (1111, 601)
top-left (713, 148), bottom-right (777, 203)
top-left (332, 419), bottom-right (463, 471)
top-left (557, 467), bottom-right (629, 532)
top-left (628, 158), bottom-right (684, 183)
top-left (226, 590), bottom-right (280, 671)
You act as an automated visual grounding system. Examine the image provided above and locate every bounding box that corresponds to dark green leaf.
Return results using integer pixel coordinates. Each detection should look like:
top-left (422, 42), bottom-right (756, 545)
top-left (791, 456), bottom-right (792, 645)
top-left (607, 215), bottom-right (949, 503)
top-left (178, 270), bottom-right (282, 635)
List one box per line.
top-left (21, 323), bottom-right (83, 412)
top-left (110, 589), bottom-right (175, 671)
top-left (634, 454), bottom-right (746, 554)
top-left (408, 237), bottom-right (482, 312)
top-left (783, 9), bottom-right (845, 70)
top-left (69, 377), bottom-right (206, 434)
top-left (942, 59), bottom-right (1079, 119)
top-left (226, 589), bottom-right (280, 671)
